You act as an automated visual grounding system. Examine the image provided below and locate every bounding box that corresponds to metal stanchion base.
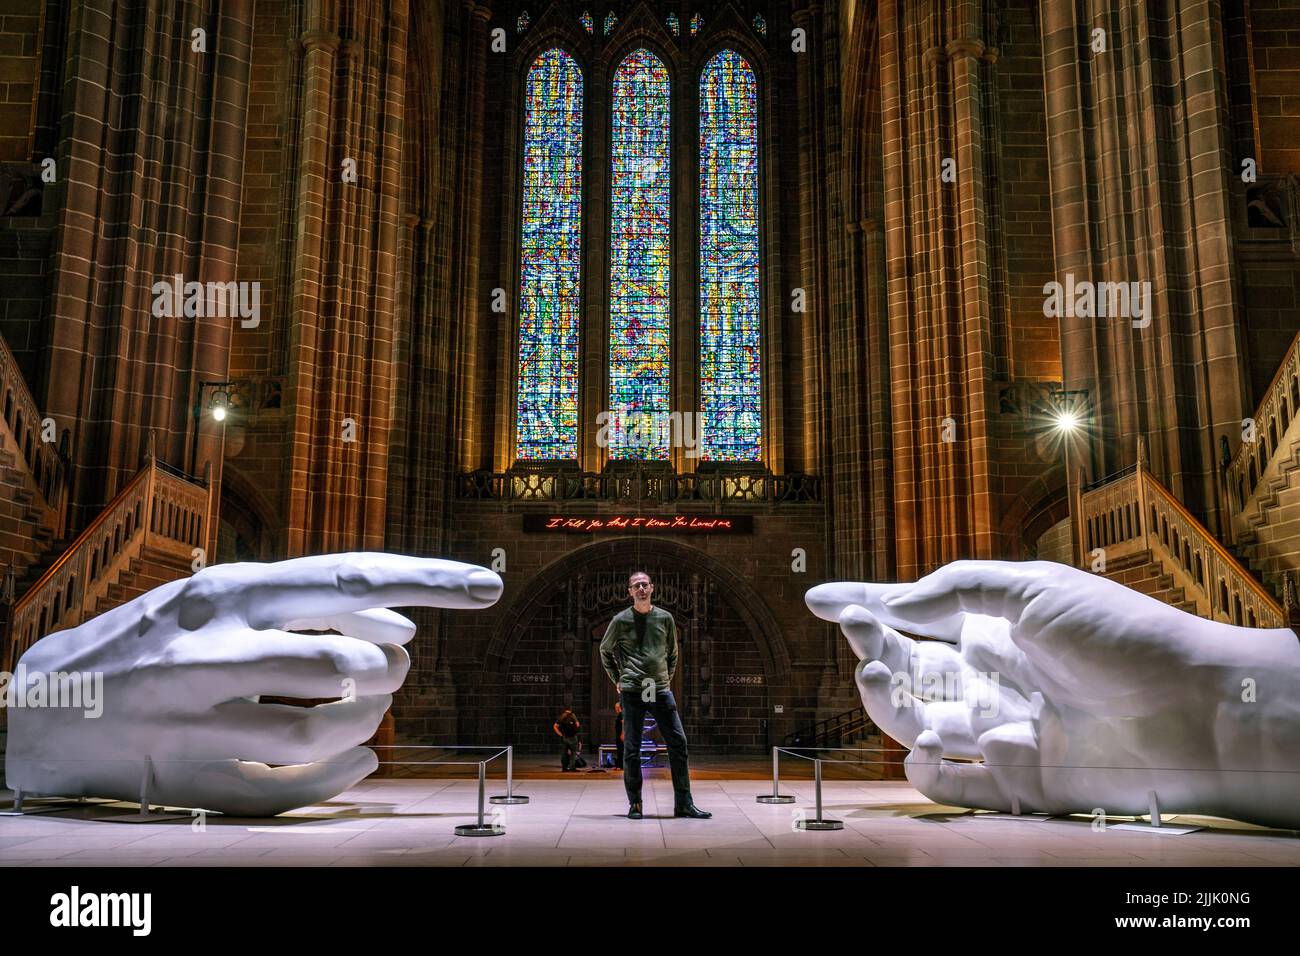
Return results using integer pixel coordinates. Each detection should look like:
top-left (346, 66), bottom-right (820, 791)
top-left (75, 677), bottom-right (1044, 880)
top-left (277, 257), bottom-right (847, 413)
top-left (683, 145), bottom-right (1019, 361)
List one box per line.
top-left (1, 798), bottom-right (65, 816)
top-left (489, 795), bottom-right (529, 804)
top-left (756, 795), bottom-right (796, 804)
top-left (795, 819), bottom-right (844, 831)
top-left (455, 824), bottom-right (505, 837)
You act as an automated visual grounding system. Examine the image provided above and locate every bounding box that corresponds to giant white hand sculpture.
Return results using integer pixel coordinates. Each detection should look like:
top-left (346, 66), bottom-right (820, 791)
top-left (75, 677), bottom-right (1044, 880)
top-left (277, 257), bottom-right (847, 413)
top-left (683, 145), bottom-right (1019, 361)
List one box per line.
top-left (806, 560), bottom-right (1300, 829)
top-left (5, 553), bottom-right (503, 816)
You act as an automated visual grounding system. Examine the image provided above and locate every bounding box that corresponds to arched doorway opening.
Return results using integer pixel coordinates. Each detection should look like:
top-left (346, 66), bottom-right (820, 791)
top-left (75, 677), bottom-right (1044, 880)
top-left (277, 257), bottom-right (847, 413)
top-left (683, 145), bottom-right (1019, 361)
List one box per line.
top-left (486, 538), bottom-right (791, 757)
top-left (215, 468), bottom-right (277, 563)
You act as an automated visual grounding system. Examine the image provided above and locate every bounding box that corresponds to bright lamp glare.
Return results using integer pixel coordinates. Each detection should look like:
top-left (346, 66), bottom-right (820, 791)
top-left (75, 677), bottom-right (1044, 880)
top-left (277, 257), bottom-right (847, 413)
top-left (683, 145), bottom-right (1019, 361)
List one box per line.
top-left (1055, 410), bottom-right (1079, 432)
top-left (211, 405), bottom-right (227, 422)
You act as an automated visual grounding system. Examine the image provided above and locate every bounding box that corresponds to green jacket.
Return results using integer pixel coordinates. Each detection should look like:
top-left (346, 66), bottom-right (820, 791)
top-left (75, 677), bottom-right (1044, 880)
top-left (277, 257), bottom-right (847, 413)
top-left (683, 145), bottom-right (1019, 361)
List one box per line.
top-left (599, 605), bottom-right (678, 694)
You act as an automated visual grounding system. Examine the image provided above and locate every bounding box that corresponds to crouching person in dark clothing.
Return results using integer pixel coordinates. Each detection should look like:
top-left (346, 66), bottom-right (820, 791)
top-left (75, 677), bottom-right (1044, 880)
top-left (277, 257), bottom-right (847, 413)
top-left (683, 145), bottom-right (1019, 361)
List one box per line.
top-left (554, 707), bottom-right (581, 771)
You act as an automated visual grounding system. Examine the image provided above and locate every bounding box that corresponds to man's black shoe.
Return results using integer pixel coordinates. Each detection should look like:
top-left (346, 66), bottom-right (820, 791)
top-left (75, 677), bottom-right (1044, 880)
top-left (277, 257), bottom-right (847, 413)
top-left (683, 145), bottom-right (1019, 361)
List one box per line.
top-left (673, 804), bottom-right (712, 819)
top-left (628, 803), bottom-right (643, 819)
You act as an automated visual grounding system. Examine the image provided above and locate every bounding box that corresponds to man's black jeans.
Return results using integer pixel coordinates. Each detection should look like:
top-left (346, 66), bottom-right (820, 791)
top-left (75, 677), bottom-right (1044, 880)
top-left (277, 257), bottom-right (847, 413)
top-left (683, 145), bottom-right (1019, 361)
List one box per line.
top-left (620, 688), bottom-right (692, 809)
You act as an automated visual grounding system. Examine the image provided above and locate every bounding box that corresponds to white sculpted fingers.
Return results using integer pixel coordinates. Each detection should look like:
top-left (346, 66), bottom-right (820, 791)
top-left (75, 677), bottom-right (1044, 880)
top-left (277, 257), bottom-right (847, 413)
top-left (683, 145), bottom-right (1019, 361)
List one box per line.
top-left (881, 560), bottom-right (1055, 627)
top-left (977, 723), bottom-right (1047, 813)
top-left (855, 659), bottom-right (928, 748)
top-left (172, 554), bottom-right (504, 631)
top-left (838, 604), bottom-right (915, 670)
top-left (166, 630), bottom-right (411, 702)
top-left (806, 582), bottom-right (965, 643)
top-left (152, 747), bottom-right (381, 817)
top-left (921, 701), bottom-right (981, 758)
top-left (203, 696), bottom-right (394, 766)
top-left (282, 607), bottom-right (418, 645)
top-left (904, 730), bottom-right (1010, 813)
top-left (837, 604), bottom-right (965, 699)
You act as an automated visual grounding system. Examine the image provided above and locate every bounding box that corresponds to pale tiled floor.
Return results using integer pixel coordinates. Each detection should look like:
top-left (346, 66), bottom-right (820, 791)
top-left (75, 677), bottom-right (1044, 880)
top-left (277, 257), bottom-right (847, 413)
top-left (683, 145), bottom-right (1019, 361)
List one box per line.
top-left (2, 778), bottom-right (1297, 867)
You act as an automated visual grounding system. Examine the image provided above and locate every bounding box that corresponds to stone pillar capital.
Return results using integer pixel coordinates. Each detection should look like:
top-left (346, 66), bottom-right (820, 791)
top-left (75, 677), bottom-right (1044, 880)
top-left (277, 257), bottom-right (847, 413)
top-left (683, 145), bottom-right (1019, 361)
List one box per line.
top-left (945, 37), bottom-right (991, 62)
top-left (300, 28), bottom-right (340, 54)
top-left (791, 0), bottom-right (822, 27)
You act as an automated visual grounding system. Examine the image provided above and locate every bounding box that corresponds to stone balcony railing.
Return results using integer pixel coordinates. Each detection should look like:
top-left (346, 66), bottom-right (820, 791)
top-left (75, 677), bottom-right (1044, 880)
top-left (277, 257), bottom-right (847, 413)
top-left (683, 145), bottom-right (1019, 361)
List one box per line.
top-left (2, 448), bottom-right (212, 672)
top-left (1080, 439), bottom-right (1284, 628)
top-left (1227, 328), bottom-right (1300, 516)
top-left (0, 328), bottom-right (68, 527)
top-left (457, 465), bottom-right (821, 508)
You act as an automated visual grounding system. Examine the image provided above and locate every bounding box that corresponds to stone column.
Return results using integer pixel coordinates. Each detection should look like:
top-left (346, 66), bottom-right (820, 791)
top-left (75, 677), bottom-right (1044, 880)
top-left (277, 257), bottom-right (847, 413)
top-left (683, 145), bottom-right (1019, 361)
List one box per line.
top-left (451, 2), bottom-right (492, 471)
top-left (284, 20), bottom-right (339, 554)
top-left (879, 0), bottom-right (1001, 579)
top-left (43, 0), bottom-right (252, 521)
top-left (792, 2), bottom-right (829, 476)
top-left (283, 0), bottom-right (408, 555)
top-left (1039, 0), bottom-right (1250, 526)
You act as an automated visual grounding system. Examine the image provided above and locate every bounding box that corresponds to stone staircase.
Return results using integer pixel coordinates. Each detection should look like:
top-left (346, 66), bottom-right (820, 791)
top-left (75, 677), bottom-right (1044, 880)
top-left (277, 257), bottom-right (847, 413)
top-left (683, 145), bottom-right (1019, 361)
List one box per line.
top-left (1228, 396), bottom-right (1300, 601)
top-left (0, 329), bottom-right (68, 600)
top-left (1220, 325), bottom-right (1300, 611)
top-left (837, 725), bottom-right (887, 780)
top-left (0, 441), bottom-right (60, 587)
top-left (4, 452), bottom-right (211, 670)
top-left (91, 545), bottom-right (194, 616)
top-left (1078, 437), bottom-right (1285, 627)
top-left (1101, 549), bottom-right (1200, 614)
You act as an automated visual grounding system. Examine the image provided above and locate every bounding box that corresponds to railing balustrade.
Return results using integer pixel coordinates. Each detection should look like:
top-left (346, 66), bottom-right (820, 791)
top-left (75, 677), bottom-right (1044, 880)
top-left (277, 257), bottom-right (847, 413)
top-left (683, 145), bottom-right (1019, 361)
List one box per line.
top-left (1079, 440), bottom-right (1283, 628)
top-left (4, 453), bottom-right (211, 671)
top-left (457, 466), bottom-right (821, 505)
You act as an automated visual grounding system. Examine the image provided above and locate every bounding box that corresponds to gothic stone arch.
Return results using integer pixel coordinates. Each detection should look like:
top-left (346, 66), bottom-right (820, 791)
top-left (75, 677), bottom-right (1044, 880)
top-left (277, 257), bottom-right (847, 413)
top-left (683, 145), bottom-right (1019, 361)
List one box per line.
top-left (486, 536), bottom-right (793, 754)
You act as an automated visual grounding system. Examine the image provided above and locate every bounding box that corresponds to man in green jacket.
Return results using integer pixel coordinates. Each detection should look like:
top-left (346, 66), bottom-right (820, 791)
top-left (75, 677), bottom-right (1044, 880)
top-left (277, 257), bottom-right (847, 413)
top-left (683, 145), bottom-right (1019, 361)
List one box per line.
top-left (600, 570), bottom-right (712, 820)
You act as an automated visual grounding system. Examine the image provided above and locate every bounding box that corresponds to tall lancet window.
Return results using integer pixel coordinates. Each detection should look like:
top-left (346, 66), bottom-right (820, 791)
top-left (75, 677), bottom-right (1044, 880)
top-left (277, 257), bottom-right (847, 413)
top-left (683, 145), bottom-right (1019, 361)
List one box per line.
top-left (608, 49), bottom-right (671, 459)
top-left (517, 48), bottom-right (584, 460)
top-left (699, 50), bottom-right (761, 461)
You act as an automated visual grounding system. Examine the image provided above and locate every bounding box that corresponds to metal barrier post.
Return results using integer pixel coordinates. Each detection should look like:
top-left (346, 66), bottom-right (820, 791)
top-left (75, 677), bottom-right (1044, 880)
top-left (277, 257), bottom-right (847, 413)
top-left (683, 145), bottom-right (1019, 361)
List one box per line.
top-left (756, 746), bottom-right (795, 804)
top-left (456, 759), bottom-right (504, 836)
top-left (136, 755), bottom-right (154, 818)
top-left (491, 744), bottom-right (529, 804)
top-left (794, 757), bottom-right (842, 831)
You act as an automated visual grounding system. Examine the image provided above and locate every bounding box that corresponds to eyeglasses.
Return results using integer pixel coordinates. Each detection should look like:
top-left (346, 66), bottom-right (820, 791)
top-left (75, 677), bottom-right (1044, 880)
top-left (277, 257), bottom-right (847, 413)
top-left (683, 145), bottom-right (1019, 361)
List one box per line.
top-left (630, 583), bottom-right (652, 590)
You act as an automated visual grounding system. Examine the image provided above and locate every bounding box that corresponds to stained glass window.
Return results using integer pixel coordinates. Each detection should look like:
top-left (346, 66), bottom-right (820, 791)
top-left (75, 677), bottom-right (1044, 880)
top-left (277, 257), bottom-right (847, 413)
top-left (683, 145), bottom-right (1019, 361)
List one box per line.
top-left (604, 11), bottom-right (618, 34)
top-left (666, 12), bottom-right (680, 36)
top-left (580, 10), bottom-right (593, 33)
top-left (608, 50), bottom-right (671, 460)
top-left (516, 10), bottom-right (530, 32)
top-left (517, 49), bottom-right (583, 460)
top-left (699, 51), bottom-right (761, 461)
top-left (753, 13), bottom-right (767, 36)
top-left (690, 12), bottom-right (704, 35)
